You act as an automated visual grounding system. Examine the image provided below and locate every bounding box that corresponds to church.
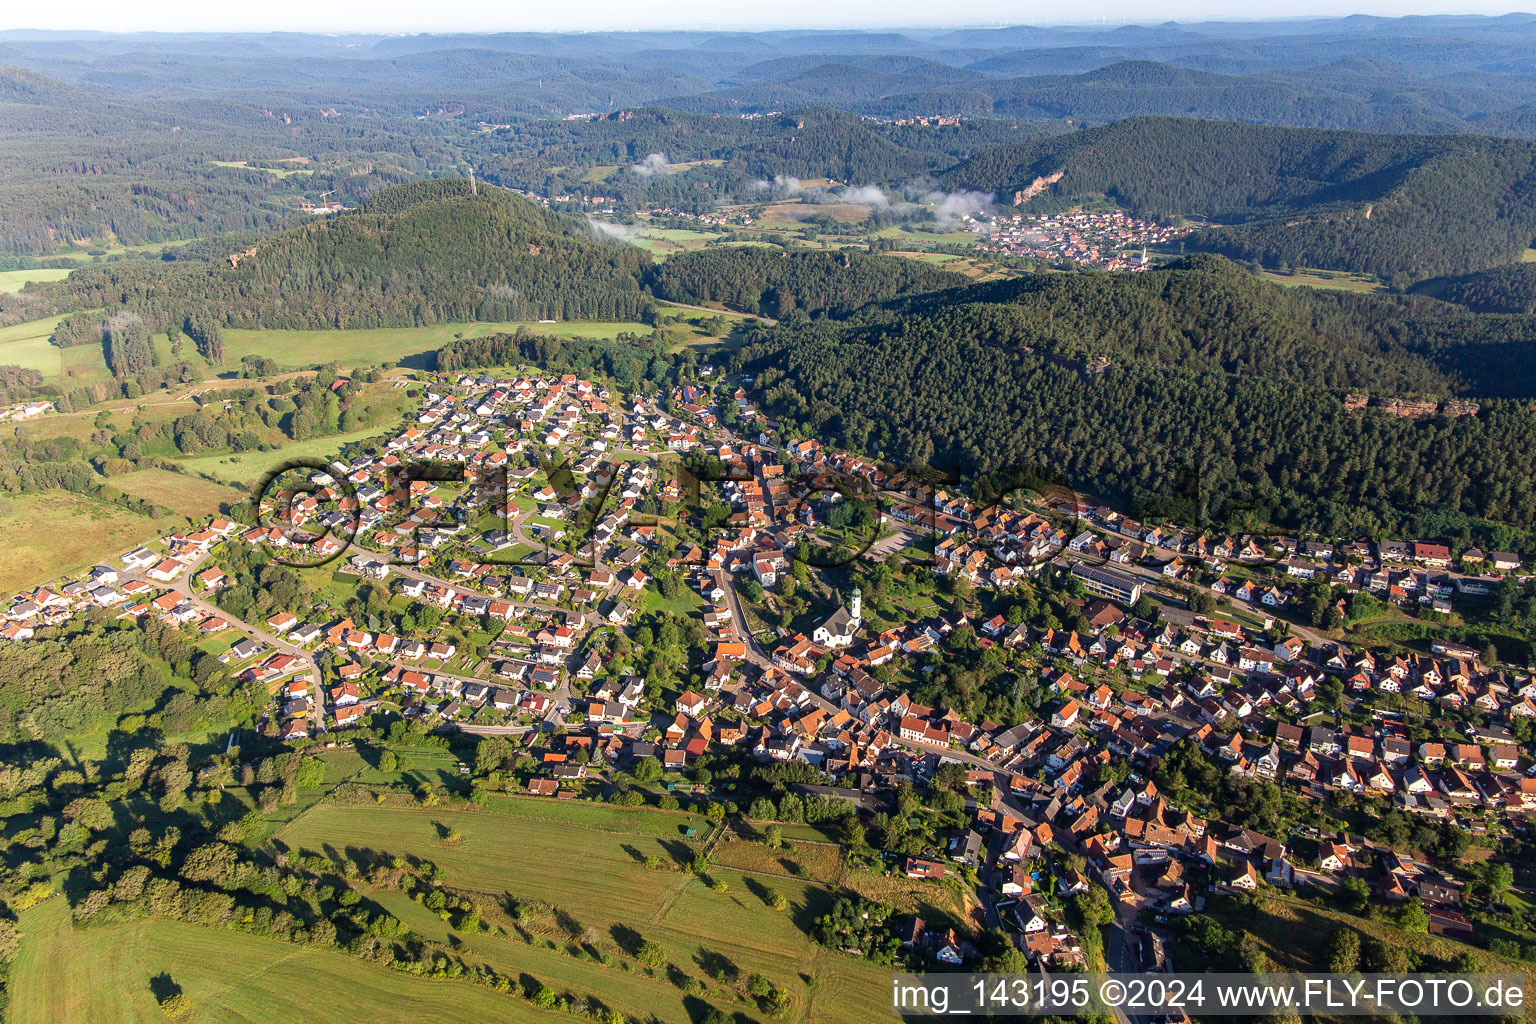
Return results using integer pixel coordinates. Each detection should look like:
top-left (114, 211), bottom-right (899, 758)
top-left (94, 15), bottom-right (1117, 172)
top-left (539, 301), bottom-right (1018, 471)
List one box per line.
top-left (812, 587), bottom-right (862, 649)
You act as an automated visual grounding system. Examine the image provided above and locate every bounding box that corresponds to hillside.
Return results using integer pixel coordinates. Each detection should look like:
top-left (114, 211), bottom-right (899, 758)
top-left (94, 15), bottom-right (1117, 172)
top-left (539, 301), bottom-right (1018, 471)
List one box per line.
top-left (736, 256), bottom-right (1536, 535)
top-left (647, 248), bottom-right (967, 318)
top-left (940, 117), bottom-right (1536, 281)
top-left (24, 180), bottom-right (654, 337)
top-left (1410, 262), bottom-right (1536, 313)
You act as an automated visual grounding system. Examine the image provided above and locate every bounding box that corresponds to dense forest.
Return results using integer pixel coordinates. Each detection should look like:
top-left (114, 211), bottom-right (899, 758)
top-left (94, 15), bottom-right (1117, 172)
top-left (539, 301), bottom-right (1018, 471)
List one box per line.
top-left (872, 256), bottom-right (1536, 399)
top-left (942, 117), bottom-right (1536, 281)
top-left (735, 257), bottom-right (1536, 536)
top-left (647, 248), bottom-right (965, 318)
top-left (1410, 263), bottom-right (1536, 314)
top-left (435, 328), bottom-right (687, 385)
top-left (1, 181), bottom-right (654, 333)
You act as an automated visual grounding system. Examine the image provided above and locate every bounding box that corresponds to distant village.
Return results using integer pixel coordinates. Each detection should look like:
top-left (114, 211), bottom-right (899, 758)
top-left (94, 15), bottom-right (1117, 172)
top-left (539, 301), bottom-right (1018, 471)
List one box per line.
top-left (974, 209), bottom-right (1192, 271)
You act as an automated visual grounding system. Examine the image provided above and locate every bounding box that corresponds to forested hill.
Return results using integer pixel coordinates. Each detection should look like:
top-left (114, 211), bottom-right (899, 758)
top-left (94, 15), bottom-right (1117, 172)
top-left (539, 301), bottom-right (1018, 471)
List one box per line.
top-left (736, 257), bottom-right (1536, 537)
top-left (940, 117), bottom-right (1536, 281)
top-left (861, 255), bottom-right (1536, 399)
top-left (1410, 263), bottom-right (1536, 314)
top-left (25, 180), bottom-right (653, 332)
top-left (647, 248), bottom-right (967, 318)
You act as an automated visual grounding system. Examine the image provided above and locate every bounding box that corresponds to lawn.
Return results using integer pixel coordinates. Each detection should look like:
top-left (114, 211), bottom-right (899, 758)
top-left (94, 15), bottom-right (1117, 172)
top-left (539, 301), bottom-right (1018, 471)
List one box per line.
top-left (110, 468), bottom-right (245, 518)
top-left (0, 490), bottom-right (159, 594)
top-left (8, 897), bottom-right (566, 1024)
top-left (640, 586), bottom-right (705, 617)
top-left (269, 798), bottom-right (899, 1024)
top-left (0, 268), bottom-right (71, 293)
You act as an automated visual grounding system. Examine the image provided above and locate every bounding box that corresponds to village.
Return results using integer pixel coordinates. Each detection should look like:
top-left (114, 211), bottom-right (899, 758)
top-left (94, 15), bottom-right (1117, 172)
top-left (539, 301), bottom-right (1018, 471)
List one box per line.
top-left (973, 208), bottom-right (1192, 271)
top-left (4, 359), bottom-right (1535, 978)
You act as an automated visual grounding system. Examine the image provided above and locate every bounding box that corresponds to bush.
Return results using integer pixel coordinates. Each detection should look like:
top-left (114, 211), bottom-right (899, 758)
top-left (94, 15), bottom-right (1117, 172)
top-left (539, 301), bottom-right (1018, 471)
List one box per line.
top-left (157, 992), bottom-right (192, 1021)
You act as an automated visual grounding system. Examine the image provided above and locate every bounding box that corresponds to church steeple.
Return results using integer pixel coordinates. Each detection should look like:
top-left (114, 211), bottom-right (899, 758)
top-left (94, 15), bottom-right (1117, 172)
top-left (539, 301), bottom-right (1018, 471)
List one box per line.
top-left (849, 586), bottom-right (862, 620)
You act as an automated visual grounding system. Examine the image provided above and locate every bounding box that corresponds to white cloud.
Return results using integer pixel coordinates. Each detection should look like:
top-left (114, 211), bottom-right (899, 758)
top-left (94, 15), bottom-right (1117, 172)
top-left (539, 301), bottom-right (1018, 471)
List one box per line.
top-left (833, 184), bottom-right (889, 207)
top-left (587, 218), bottom-right (641, 239)
top-left (925, 189), bottom-right (993, 228)
top-left (631, 153), bottom-right (671, 176)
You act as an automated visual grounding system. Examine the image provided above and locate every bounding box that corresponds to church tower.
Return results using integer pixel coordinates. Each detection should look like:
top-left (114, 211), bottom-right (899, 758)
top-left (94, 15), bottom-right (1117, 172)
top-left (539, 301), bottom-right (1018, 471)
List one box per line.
top-left (849, 586), bottom-right (862, 620)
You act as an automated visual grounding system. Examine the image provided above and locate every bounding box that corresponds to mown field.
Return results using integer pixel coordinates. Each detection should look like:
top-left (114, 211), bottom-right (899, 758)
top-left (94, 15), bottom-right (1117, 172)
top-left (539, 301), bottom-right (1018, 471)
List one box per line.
top-left (871, 225), bottom-right (982, 247)
top-left (176, 418), bottom-right (406, 485)
top-left (0, 490), bottom-right (159, 594)
top-left (1201, 890), bottom-right (1535, 980)
top-left (0, 268), bottom-right (72, 293)
top-left (109, 468), bottom-right (244, 518)
top-left (209, 159), bottom-right (314, 179)
top-left (269, 797), bottom-right (902, 1024)
top-left (1259, 266), bottom-right (1384, 293)
top-left (620, 225), bottom-right (726, 259)
top-left (0, 315), bottom-right (68, 380)
top-left (0, 313), bottom-right (683, 392)
top-left (758, 201), bottom-right (874, 227)
top-left (223, 319), bottom-right (660, 371)
top-left (8, 898), bottom-right (567, 1024)
top-left (0, 317), bottom-right (179, 386)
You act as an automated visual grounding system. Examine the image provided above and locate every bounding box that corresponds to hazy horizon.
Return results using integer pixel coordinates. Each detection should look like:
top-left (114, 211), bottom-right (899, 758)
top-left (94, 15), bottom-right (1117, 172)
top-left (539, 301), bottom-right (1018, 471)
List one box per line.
top-left (4, 4), bottom-right (1536, 36)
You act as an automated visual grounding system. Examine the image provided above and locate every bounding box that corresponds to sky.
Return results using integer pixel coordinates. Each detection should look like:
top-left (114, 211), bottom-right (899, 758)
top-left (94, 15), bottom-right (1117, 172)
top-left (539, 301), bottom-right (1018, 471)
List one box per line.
top-left (4, 1), bottom-right (1536, 34)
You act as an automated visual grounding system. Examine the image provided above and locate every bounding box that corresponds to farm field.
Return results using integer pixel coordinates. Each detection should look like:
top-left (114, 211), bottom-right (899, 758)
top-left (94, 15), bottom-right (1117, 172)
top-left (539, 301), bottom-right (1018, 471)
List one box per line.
top-left (1187, 891), bottom-right (1536, 986)
top-left (1523, 248), bottom-right (1536, 263)
top-left (175, 418), bottom-right (407, 484)
top-left (1259, 266), bottom-right (1384, 293)
top-left (758, 201), bottom-right (874, 227)
top-left (47, 240), bottom-right (180, 263)
top-left (269, 798), bottom-right (900, 1023)
top-left (618, 224), bottom-right (727, 259)
top-left (0, 489), bottom-right (158, 594)
top-left (8, 898), bottom-right (564, 1024)
top-left (109, 468), bottom-right (244, 518)
top-left (711, 835), bottom-right (846, 884)
top-left (224, 318), bottom-right (659, 371)
top-left (209, 159), bottom-right (314, 179)
top-left (0, 316), bottom-right (182, 387)
top-left (871, 225), bottom-right (982, 246)
top-left (1, 397), bottom-right (204, 446)
top-left (0, 268), bottom-right (71, 293)
top-left (0, 315), bottom-right (67, 380)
